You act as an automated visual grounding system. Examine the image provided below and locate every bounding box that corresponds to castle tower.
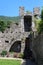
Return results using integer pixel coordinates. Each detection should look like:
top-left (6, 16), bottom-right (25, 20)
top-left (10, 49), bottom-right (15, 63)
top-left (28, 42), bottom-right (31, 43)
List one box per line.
top-left (33, 7), bottom-right (40, 18)
top-left (32, 7), bottom-right (40, 36)
top-left (19, 7), bottom-right (25, 32)
top-left (19, 6), bottom-right (24, 16)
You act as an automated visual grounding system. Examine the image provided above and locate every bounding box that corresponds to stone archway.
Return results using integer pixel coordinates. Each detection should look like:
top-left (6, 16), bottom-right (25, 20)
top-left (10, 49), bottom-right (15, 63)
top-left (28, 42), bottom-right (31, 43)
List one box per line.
top-left (9, 41), bottom-right (21, 53)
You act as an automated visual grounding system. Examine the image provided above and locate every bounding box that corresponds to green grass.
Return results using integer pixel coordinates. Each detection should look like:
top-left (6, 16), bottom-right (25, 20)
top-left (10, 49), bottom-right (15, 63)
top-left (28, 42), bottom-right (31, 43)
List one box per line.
top-left (0, 59), bottom-right (21, 65)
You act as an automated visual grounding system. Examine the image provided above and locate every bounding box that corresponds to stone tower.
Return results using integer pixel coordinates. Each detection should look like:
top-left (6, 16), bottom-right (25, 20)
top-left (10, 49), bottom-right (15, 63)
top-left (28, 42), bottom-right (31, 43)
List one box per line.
top-left (19, 6), bottom-right (33, 54)
top-left (19, 6), bottom-right (32, 32)
top-left (32, 7), bottom-right (40, 36)
top-left (33, 7), bottom-right (40, 18)
top-left (19, 6), bottom-right (24, 16)
top-left (19, 7), bottom-right (25, 32)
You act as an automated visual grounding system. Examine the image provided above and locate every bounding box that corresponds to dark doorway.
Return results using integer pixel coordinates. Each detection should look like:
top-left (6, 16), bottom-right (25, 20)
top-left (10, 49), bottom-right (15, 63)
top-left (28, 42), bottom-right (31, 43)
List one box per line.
top-left (9, 41), bottom-right (21, 52)
top-left (24, 15), bottom-right (32, 32)
top-left (23, 37), bottom-right (32, 59)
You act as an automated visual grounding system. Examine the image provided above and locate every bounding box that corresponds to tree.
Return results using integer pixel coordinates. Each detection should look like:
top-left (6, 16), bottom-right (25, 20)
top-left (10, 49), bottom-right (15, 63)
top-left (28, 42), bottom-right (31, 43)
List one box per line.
top-left (38, 8), bottom-right (43, 33)
top-left (0, 20), bottom-right (12, 32)
top-left (41, 8), bottom-right (43, 20)
top-left (0, 21), bottom-right (6, 32)
top-left (7, 21), bottom-right (11, 28)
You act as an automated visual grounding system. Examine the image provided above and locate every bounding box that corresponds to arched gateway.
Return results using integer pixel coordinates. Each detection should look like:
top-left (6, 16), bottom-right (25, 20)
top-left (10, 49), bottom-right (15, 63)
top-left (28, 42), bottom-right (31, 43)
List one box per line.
top-left (9, 41), bottom-right (21, 52)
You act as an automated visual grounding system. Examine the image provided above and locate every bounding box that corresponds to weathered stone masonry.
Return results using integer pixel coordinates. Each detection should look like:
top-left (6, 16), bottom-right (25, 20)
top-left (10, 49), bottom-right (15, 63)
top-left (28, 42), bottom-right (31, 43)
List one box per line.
top-left (0, 7), bottom-right (40, 54)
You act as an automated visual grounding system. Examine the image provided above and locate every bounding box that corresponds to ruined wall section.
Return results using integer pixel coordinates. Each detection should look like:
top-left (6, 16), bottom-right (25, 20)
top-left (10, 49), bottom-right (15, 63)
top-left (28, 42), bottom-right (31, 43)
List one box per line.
top-left (0, 22), bottom-right (22, 52)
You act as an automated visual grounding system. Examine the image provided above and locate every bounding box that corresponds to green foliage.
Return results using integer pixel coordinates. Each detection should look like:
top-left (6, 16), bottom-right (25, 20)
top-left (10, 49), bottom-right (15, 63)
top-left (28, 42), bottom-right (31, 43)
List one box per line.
top-left (0, 20), bottom-right (11, 32)
top-left (0, 16), bottom-right (20, 32)
top-left (0, 16), bottom-right (20, 23)
top-left (19, 53), bottom-right (24, 58)
top-left (41, 8), bottom-right (43, 20)
top-left (38, 20), bottom-right (43, 33)
top-left (35, 19), bottom-right (40, 29)
top-left (7, 21), bottom-right (11, 28)
top-left (38, 8), bottom-right (43, 33)
top-left (0, 21), bottom-right (6, 32)
top-left (1, 50), bottom-right (7, 57)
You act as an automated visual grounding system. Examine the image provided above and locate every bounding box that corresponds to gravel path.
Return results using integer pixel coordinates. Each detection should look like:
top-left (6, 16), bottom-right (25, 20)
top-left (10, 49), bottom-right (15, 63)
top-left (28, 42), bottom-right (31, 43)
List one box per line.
top-left (21, 59), bottom-right (37, 65)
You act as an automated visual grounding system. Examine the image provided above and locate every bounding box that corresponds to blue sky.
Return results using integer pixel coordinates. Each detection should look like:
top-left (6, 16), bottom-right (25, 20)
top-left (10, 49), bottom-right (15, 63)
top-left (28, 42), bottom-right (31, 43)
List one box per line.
top-left (0, 0), bottom-right (43, 16)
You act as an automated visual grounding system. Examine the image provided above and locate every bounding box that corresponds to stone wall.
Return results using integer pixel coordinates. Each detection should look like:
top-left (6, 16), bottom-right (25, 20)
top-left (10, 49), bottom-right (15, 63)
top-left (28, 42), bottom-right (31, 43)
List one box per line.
top-left (32, 33), bottom-right (43, 65)
top-left (0, 21), bottom-right (30, 53)
top-left (0, 22), bottom-right (22, 52)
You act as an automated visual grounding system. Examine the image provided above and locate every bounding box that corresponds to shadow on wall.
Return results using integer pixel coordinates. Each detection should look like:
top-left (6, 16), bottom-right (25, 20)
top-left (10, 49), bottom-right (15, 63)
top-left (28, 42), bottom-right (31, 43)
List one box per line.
top-left (23, 37), bottom-right (32, 59)
top-left (24, 15), bottom-right (32, 32)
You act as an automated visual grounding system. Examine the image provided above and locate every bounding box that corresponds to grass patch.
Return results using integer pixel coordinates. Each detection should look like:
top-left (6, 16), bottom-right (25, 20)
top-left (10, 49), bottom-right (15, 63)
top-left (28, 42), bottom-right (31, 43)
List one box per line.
top-left (0, 59), bottom-right (21, 65)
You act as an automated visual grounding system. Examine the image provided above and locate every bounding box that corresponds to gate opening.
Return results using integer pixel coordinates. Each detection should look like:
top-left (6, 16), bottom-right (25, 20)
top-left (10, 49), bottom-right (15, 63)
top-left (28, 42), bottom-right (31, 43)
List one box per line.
top-left (23, 37), bottom-right (32, 59)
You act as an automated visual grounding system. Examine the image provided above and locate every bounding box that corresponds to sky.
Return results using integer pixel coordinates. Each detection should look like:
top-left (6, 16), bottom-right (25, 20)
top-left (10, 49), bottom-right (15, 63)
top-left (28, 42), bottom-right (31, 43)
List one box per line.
top-left (0, 0), bottom-right (43, 16)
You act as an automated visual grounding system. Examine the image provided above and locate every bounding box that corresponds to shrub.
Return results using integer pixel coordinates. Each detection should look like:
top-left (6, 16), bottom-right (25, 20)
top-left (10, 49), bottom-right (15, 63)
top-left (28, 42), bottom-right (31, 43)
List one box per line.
top-left (1, 50), bottom-right (7, 57)
top-left (38, 20), bottom-right (43, 33)
top-left (18, 53), bottom-right (24, 58)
